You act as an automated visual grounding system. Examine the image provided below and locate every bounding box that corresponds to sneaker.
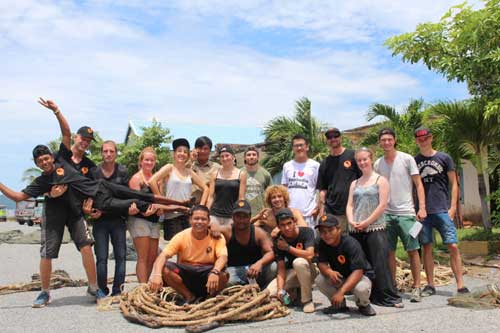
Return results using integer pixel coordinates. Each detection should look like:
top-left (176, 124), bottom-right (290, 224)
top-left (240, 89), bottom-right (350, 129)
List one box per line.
top-left (358, 304), bottom-right (376, 316)
top-left (322, 305), bottom-right (349, 314)
top-left (32, 291), bottom-right (51, 308)
top-left (87, 286), bottom-right (98, 297)
top-left (457, 287), bottom-right (470, 294)
top-left (421, 285), bottom-right (436, 297)
top-left (96, 289), bottom-right (107, 300)
top-left (410, 287), bottom-right (422, 303)
top-left (302, 301), bottom-right (315, 313)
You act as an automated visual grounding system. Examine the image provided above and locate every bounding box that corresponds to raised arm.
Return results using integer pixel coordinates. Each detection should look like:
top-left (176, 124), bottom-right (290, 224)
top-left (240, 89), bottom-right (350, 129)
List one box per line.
top-left (148, 164), bottom-right (171, 196)
top-left (0, 182), bottom-right (30, 202)
top-left (38, 98), bottom-right (71, 149)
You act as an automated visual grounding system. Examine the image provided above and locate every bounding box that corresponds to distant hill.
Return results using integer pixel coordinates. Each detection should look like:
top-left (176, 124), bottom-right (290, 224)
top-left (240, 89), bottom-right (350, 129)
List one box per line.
top-left (0, 195), bottom-right (16, 209)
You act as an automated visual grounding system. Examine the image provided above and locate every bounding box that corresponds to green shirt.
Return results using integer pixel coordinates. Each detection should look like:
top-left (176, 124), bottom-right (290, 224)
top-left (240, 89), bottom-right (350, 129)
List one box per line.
top-left (244, 166), bottom-right (272, 217)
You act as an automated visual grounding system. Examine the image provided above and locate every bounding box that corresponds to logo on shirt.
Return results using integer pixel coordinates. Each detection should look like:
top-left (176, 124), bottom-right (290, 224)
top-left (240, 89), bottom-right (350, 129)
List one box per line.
top-left (87, 128), bottom-right (93, 134)
top-left (297, 171), bottom-right (305, 177)
top-left (56, 168), bottom-right (65, 176)
top-left (344, 160), bottom-right (352, 169)
top-left (337, 255), bottom-right (346, 265)
top-left (81, 167), bottom-right (89, 175)
top-left (206, 246), bottom-right (212, 254)
top-left (296, 242), bottom-right (303, 250)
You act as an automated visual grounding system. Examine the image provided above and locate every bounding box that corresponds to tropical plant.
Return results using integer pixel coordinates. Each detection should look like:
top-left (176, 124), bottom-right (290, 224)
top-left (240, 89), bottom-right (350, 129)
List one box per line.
top-left (21, 167), bottom-right (42, 184)
top-left (429, 99), bottom-right (500, 230)
top-left (262, 97), bottom-right (328, 175)
top-left (361, 99), bottom-right (426, 157)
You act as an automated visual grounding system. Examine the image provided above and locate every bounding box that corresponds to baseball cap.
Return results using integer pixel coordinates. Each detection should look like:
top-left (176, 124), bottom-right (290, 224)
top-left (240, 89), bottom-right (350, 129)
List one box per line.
top-left (314, 214), bottom-right (340, 229)
top-left (77, 126), bottom-right (95, 141)
top-left (172, 138), bottom-right (190, 151)
top-left (275, 208), bottom-right (294, 222)
top-left (233, 199), bottom-right (251, 215)
top-left (218, 145), bottom-right (234, 155)
top-left (325, 127), bottom-right (341, 138)
top-left (414, 126), bottom-right (432, 138)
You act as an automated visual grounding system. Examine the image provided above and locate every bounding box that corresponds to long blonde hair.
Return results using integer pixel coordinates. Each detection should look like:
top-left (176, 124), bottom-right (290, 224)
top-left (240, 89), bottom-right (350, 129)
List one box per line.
top-left (138, 146), bottom-right (157, 170)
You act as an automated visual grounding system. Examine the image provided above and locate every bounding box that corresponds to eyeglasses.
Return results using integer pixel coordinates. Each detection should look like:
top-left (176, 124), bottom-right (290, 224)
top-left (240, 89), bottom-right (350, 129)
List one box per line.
top-left (292, 143), bottom-right (305, 148)
top-left (326, 134), bottom-right (341, 140)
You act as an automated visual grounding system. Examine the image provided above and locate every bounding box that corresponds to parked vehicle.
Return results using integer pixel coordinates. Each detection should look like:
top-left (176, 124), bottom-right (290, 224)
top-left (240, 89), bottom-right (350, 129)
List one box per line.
top-left (15, 198), bottom-right (44, 226)
top-left (0, 205), bottom-right (6, 222)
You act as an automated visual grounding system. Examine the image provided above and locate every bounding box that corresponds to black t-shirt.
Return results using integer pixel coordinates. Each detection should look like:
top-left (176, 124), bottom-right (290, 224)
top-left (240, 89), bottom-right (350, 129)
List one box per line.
top-left (317, 234), bottom-right (372, 278)
top-left (91, 164), bottom-right (130, 222)
top-left (415, 152), bottom-right (454, 214)
top-left (59, 145), bottom-right (96, 179)
top-left (317, 149), bottom-right (361, 215)
top-left (22, 143), bottom-right (99, 215)
top-left (274, 227), bottom-right (315, 269)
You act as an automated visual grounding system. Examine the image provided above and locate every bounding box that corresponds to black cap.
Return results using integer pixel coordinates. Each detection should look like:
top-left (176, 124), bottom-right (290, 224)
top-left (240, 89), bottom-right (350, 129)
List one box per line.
top-left (32, 144), bottom-right (52, 160)
top-left (378, 127), bottom-right (396, 139)
top-left (414, 126), bottom-right (432, 138)
top-left (77, 126), bottom-right (95, 141)
top-left (233, 199), bottom-right (251, 215)
top-left (325, 127), bottom-right (341, 138)
top-left (315, 214), bottom-right (340, 229)
top-left (172, 138), bottom-right (190, 151)
top-left (218, 145), bottom-right (234, 155)
top-left (275, 208), bottom-right (294, 222)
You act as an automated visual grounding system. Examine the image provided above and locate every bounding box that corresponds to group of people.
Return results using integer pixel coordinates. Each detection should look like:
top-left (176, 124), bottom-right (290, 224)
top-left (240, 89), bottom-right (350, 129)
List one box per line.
top-left (0, 98), bottom-right (469, 318)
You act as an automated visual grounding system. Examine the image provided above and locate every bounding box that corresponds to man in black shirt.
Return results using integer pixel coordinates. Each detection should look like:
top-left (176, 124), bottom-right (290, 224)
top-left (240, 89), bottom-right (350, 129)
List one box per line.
top-left (216, 200), bottom-right (275, 289)
top-left (317, 128), bottom-right (361, 232)
top-left (315, 214), bottom-right (376, 316)
top-left (265, 208), bottom-right (317, 313)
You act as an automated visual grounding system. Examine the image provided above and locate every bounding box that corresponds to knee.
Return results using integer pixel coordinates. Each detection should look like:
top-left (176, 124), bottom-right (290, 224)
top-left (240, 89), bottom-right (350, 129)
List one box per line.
top-left (292, 257), bottom-right (309, 270)
top-left (447, 243), bottom-right (459, 255)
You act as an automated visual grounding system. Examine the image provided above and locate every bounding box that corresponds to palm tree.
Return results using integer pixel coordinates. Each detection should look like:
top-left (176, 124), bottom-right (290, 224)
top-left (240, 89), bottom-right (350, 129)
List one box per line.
top-left (22, 167), bottom-right (42, 184)
top-left (362, 99), bottom-right (426, 156)
top-left (429, 99), bottom-right (500, 230)
top-left (262, 98), bottom-right (328, 175)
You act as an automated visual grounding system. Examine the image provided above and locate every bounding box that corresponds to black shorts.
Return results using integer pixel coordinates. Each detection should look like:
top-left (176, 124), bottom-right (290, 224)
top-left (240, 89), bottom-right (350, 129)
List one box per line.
top-left (163, 215), bottom-right (190, 241)
top-left (165, 262), bottom-right (213, 297)
top-left (40, 200), bottom-right (94, 259)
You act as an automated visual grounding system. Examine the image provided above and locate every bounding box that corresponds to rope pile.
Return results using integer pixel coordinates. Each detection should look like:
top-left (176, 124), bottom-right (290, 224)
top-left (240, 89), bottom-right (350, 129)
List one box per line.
top-left (448, 284), bottom-right (500, 309)
top-left (395, 259), bottom-right (457, 292)
top-left (120, 284), bottom-right (290, 330)
top-left (0, 270), bottom-right (86, 295)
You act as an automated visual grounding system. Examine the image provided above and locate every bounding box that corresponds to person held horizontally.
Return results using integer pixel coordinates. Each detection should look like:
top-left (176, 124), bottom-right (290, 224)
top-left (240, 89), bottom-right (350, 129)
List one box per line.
top-left (148, 205), bottom-right (228, 303)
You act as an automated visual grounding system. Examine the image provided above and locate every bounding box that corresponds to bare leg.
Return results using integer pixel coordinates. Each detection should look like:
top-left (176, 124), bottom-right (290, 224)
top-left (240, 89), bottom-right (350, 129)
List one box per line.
top-left (447, 244), bottom-right (465, 289)
top-left (80, 245), bottom-right (97, 286)
top-left (133, 236), bottom-right (150, 283)
top-left (388, 250), bottom-right (397, 284)
top-left (146, 238), bottom-right (159, 278)
top-left (40, 258), bottom-right (52, 290)
top-left (422, 243), bottom-right (434, 286)
top-left (408, 250), bottom-right (421, 288)
top-left (163, 267), bottom-right (195, 302)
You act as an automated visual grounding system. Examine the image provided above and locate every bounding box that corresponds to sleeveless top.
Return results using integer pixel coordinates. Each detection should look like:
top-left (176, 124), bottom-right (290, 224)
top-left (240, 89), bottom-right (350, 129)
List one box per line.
top-left (210, 169), bottom-right (241, 218)
top-left (227, 225), bottom-right (262, 266)
top-left (139, 181), bottom-right (160, 223)
top-left (349, 176), bottom-right (386, 233)
top-left (164, 167), bottom-right (192, 219)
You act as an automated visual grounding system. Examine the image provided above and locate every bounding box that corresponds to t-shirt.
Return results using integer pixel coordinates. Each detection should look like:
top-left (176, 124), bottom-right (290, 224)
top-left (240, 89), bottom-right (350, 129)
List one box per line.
top-left (192, 160), bottom-right (221, 203)
top-left (22, 143), bottom-right (99, 215)
top-left (274, 227), bottom-right (315, 269)
top-left (415, 151), bottom-right (454, 214)
top-left (281, 159), bottom-right (320, 217)
top-left (91, 164), bottom-right (131, 222)
top-left (317, 234), bottom-right (372, 279)
top-left (245, 166), bottom-right (273, 217)
top-left (163, 228), bottom-right (228, 266)
top-left (63, 147), bottom-right (96, 179)
top-left (317, 149), bottom-right (361, 215)
top-left (374, 151), bottom-right (419, 216)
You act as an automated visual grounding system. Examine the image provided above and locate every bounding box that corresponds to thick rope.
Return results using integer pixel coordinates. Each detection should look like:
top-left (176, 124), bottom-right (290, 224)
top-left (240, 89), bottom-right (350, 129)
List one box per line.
top-left (395, 259), bottom-right (459, 292)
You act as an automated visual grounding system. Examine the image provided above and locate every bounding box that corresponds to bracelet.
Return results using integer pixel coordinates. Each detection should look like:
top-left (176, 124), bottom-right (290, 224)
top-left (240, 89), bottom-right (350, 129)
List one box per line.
top-left (53, 109), bottom-right (60, 115)
top-left (210, 269), bottom-right (220, 276)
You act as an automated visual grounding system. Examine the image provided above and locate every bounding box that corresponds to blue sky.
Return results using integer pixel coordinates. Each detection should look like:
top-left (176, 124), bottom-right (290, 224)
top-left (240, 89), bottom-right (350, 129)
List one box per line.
top-left (0, 0), bottom-right (473, 191)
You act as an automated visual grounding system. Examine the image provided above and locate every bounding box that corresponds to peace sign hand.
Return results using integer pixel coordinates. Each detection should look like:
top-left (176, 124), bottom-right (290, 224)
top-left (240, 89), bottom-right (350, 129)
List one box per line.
top-left (38, 97), bottom-right (59, 113)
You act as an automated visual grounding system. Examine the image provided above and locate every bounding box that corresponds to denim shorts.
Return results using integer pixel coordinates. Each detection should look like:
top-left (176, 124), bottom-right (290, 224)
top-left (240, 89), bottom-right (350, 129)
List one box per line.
top-left (127, 216), bottom-right (160, 239)
top-left (385, 214), bottom-right (420, 251)
top-left (420, 212), bottom-right (458, 245)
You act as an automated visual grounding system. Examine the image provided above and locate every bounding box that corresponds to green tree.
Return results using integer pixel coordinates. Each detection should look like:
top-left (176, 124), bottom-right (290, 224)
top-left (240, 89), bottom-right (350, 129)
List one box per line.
top-left (361, 99), bottom-right (426, 156)
top-left (385, 0), bottom-right (500, 118)
top-left (117, 120), bottom-right (173, 174)
top-left (262, 97), bottom-right (328, 175)
top-left (429, 99), bottom-right (500, 230)
top-left (21, 167), bottom-right (42, 185)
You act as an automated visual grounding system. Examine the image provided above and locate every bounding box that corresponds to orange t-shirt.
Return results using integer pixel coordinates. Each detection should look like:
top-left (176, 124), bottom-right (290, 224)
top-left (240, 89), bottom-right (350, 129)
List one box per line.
top-left (163, 228), bottom-right (227, 265)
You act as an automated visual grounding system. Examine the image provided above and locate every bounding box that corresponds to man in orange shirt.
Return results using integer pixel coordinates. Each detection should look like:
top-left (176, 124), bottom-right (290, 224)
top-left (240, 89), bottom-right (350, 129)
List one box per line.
top-left (149, 205), bottom-right (228, 302)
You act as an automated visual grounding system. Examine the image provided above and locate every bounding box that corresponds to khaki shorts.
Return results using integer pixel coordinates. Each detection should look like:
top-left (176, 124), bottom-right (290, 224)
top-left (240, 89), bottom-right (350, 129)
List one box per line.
top-left (127, 216), bottom-right (161, 239)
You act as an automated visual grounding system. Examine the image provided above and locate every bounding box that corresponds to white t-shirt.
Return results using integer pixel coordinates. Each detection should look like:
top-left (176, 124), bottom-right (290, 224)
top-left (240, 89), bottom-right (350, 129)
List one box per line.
top-left (374, 151), bottom-right (419, 216)
top-left (281, 159), bottom-right (320, 218)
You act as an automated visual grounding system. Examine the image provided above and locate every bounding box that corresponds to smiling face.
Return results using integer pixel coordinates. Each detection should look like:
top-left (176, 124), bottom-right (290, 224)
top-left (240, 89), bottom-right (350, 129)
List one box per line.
top-left (190, 209), bottom-right (210, 233)
top-left (244, 150), bottom-right (259, 166)
top-left (326, 133), bottom-right (342, 149)
top-left (174, 146), bottom-right (189, 164)
top-left (277, 217), bottom-right (298, 238)
top-left (355, 150), bottom-right (373, 174)
top-left (379, 133), bottom-right (396, 153)
top-left (73, 134), bottom-right (92, 153)
top-left (318, 225), bottom-right (341, 246)
top-left (140, 152), bottom-right (156, 172)
top-left (416, 134), bottom-right (433, 150)
top-left (270, 192), bottom-right (286, 209)
top-left (219, 151), bottom-right (234, 167)
top-left (233, 212), bottom-right (251, 230)
top-left (35, 154), bottom-right (56, 174)
top-left (292, 138), bottom-right (309, 160)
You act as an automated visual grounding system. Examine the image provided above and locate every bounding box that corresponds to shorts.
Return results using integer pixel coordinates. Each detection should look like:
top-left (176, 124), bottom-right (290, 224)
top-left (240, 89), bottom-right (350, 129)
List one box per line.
top-left (163, 215), bottom-right (189, 241)
top-left (385, 214), bottom-right (420, 252)
top-left (420, 212), bottom-right (458, 245)
top-left (165, 261), bottom-right (213, 297)
top-left (41, 202), bottom-right (94, 259)
top-left (127, 216), bottom-right (160, 239)
top-left (209, 215), bottom-right (233, 228)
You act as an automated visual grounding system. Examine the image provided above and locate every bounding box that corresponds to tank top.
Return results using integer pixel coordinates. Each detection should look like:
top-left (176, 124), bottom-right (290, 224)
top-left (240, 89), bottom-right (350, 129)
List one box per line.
top-left (164, 167), bottom-right (192, 219)
top-left (349, 176), bottom-right (386, 233)
top-left (210, 169), bottom-right (241, 218)
top-left (139, 181), bottom-right (160, 223)
top-left (227, 225), bottom-right (262, 266)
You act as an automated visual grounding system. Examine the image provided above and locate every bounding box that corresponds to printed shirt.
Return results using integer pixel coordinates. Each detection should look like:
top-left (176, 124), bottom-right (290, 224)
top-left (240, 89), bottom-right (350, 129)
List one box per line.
top-left (281, 159), bottom-right (320, 217)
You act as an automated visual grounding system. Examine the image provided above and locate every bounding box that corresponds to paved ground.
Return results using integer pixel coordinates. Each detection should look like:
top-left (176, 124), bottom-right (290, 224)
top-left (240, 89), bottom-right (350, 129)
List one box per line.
top-left (1, 222), bottom-right (499, 333)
